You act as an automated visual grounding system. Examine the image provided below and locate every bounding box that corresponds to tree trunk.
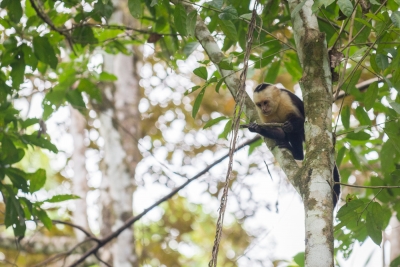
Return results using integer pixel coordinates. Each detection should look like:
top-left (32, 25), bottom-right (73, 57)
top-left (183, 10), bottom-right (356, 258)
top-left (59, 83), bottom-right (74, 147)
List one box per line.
top-left (288, 0), bottom-right (335, 266)
top-left (98, 0), bottom-right (142, 266)
top-left (70, 107), bottom-right (91, 241)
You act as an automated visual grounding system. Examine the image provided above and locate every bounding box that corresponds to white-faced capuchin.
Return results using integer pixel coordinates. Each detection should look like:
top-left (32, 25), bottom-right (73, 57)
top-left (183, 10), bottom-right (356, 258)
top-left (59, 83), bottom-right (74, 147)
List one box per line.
top-left (248, 83), bottom-right (341, 206)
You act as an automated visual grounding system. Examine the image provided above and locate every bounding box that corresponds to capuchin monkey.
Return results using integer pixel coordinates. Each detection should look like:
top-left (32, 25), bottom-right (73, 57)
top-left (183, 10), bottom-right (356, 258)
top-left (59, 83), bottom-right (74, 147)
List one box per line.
top-left (248, 83), bottom-right (341, 206)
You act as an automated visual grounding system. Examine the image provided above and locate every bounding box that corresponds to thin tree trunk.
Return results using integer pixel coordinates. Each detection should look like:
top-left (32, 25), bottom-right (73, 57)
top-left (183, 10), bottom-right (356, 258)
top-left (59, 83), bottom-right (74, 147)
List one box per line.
top-left (70, 107), bottom-right (91, 241)
top-left (98, 1), bottom-right (141, 266)
top-left (389, 215), bottom-right (400, 262)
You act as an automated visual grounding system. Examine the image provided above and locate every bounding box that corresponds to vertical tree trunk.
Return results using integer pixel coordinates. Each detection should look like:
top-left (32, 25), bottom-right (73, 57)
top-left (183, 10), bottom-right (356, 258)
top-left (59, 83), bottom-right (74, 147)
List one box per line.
top-left (98, 0), bottom-right (142, 266)
top-left (389, 216), bottom-right (400, 262)
top-left (70, 107), bottom-right (91, 241)
top-left (288, 0), bottom-right (335, 266)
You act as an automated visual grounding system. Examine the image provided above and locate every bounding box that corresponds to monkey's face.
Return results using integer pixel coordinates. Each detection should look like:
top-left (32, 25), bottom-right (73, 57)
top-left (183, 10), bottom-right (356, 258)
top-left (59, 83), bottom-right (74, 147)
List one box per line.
top-left (253, 87), bottom-right (280, 116)
top-left (255, 98), bottom-right (274, 115)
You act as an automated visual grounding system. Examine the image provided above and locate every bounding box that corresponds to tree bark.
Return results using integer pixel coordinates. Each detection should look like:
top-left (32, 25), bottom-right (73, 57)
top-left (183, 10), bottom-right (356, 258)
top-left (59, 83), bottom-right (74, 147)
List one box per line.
top-left (97, 0), bottom-right (141, 266)
top-left (70, 107), bottom-right (91, 241)
top-left (288, 0), bottom-right (335, 266)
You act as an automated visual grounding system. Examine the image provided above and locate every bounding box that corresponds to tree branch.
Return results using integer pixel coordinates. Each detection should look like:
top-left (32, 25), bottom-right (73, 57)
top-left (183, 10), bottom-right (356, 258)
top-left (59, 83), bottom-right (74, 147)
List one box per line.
top-left (336, 182), bottom-right (400, 189)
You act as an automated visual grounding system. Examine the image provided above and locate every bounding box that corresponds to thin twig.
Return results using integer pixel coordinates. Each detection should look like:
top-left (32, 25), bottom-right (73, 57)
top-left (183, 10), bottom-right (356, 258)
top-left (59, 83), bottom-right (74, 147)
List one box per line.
top-left (240, 122), bottom-right (284, 129)
top-left (94, 252), bottom-right (112, 267)
top-left (357, 188), bottom-right (383, 225)
top-left (336, 182), bottom-right (400, 189)
top-left (208, 2), bottom-right (258, 266)
top-left (52, 220), bottom-right (97, 240)
top-left (264, 160), bottom-right (273, 180)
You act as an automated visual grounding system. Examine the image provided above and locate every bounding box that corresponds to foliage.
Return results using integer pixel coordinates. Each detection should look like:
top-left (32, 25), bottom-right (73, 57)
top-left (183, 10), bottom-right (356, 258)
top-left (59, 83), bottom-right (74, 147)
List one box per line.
top-left (135, 196), bottom-right (250, 266)
top-left (1, 0), bottom-right (400, 265)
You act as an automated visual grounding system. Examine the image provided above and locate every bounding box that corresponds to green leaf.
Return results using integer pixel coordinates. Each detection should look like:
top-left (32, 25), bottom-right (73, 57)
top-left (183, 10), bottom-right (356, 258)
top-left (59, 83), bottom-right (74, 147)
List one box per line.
top-left (8, 0), bottom-right (23, 23)
top-left (370, 55), bottom-right (379, 74)
top-left (21, 44), bottom-right (38, 70)
top-left (1, 135), bottom-right (25, 164)
top-left (187, 11), bottom-right (197, 37)
top-left (128, 0), bottom-right (142, 18)
top-left (284, 53), bottom-right (302, 81)
top-left (32, 36), bottom-right (58, 69)
top-left (240, 13), bottom-right (252, 20)
top-left (4, 187), bottom-right (26, 237)
top-left (77, 79), bottom-right (102, 102)
top-left (72, 26), bottom-right (98, 45)
top-left (0, 0), bottom-right (11, 8)
top-left (355, 106), bottom-right (371, 126)
top-left (248, 137), bottom-right (263, 155)
top-left (183, 42), bottom-right (199, 57)
top-left (375, 54), bottom-right (389, 70)
top-left (203, 116), bottom-right (228, 129)
top-left (21, 134), bottom-right (58, 153)
top-left (193, 67), bottom-right (208, 80)
top-left (338, 0), bottom-right (354, 18)
top-left (336, 146), bottom-right (347, 167)
top-left (184, 85), bottom-right (201, 96)
top-left (218, 119), bottom-right (232, 139)
top-left (366, 202), bottom-right (383, 245)
top-left (10, 58), bottom-right (25, 89)
top-left (346, 131), bottom-right (371, 140)
top-left (364, 82), bottom-right (379, 111)
top-left (215, 77), bottom-right (225, 93)
top-left (192, 87), bottom-right (206, 118)
top-left (311, 0), bottom-right (336, 13)
top-left (265, 61), bottom-right (280, 83)
top-left (20, 118), bottom-right (40, 129)
top-left (218, 6), bottom-right (238, 20)
top-left (93, 0), bottom-right (113, 20)
top-left (44, 84), bottom-right (67, 106)
top-left (44, 194), bottom-right (80, 203)
top-left (36, 209), bottom-right (52, 230)
top-left (381, 141), bottom-right (396, 175)
top-left (66, 90), bottom-right (86, 110)
top-left (344, 69), bottom-right (362, 95)
top-left (341, 105), bottom-right (350, 129)
top-left (391, 256), bottom-right (400, 267)
top-left (219, 59), bottom-right (234, 70)
top-left (390, 11), bottom-right (400, 28)
top-left (389, 102), bottom-right (400, 114)
top-left (208, 0), bottom-right (223, 9)
top-left (26, 169), bottom-right (46, 193)
top-left (99, 72), bottom-right (118, 81)
top-left (174, 4), bottom-right (188, 36)
top-left (353, 18), bottom-right (373, 29)
top-left (219, 19), bottom-right (238, 42)
top-left (293, 252), bottom-right (305, 267)
top-left (348, 148), bottom-right (361, 169)
top-left (5, 168), bottom-right (29, 193)
top-left (337, 199), bottom-right (365, 219)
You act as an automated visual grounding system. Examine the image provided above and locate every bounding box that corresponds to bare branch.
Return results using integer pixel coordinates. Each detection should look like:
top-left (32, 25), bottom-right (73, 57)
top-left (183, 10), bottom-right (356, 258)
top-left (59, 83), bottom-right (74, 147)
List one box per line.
top-left (240, 123), bottom-right (284, 129)
top-left (336, 182), bottom-right (400, 189)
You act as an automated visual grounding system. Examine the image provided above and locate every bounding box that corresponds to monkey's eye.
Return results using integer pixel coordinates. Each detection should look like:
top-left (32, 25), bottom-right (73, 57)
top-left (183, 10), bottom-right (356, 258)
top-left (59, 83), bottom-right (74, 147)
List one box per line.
top-left (264, 101), bottom-right (269, 105)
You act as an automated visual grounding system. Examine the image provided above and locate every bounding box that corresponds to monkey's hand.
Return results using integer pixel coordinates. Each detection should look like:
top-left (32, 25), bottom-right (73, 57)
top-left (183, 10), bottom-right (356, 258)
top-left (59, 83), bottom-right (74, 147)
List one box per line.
top-left (248, 122), bottom-right (261, 133)
top-left (282, 121), bottom-right (294, 133)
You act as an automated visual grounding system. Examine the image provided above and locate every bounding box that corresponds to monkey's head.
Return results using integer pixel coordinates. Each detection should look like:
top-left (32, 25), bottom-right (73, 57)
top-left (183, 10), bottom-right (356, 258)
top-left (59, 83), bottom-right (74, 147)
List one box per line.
top-left (253, 83), bottom-right (281, 116)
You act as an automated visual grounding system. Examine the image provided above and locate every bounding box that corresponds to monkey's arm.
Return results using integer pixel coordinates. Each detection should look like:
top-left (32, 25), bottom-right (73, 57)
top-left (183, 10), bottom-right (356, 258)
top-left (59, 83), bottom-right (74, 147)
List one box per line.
top-left (282, 114), bottom-right (305, 134)
top-left (248, 122), bottom-right (287, 140)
